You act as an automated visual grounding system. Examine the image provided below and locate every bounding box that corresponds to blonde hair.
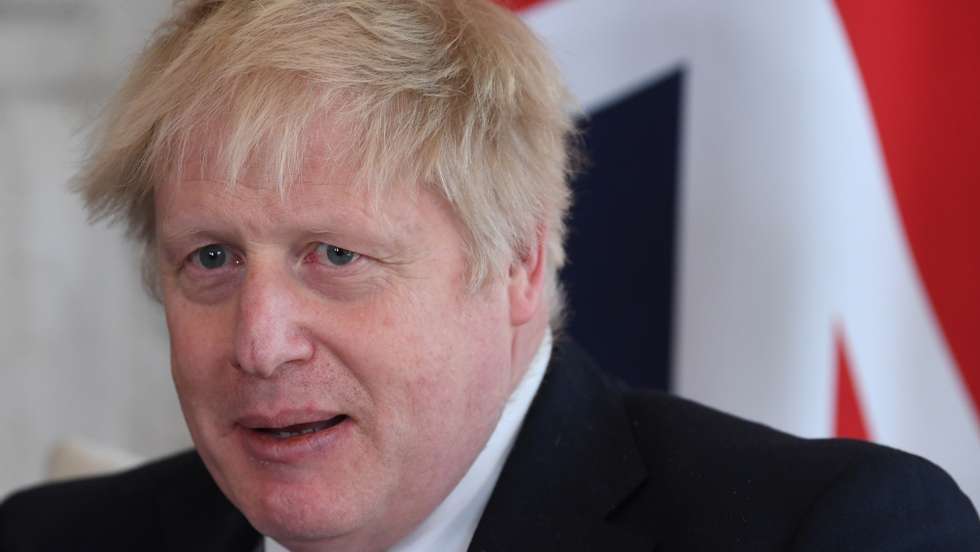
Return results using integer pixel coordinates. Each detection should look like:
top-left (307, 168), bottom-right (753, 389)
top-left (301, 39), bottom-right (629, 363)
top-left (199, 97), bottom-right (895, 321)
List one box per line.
top-left (77, 0), bottom-right (579, 324)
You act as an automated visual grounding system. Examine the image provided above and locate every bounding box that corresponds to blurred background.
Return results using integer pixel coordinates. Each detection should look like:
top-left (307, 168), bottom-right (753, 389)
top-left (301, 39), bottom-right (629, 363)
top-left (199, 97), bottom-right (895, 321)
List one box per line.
top-left (2, 0), bottom-right (978, 509)
top-left (0, 0), bottom-right (185, 496)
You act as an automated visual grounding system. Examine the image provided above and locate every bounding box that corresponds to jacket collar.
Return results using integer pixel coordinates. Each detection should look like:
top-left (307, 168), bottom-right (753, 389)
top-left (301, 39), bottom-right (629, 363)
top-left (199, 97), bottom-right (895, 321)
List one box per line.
top-left (468, 339), bottom-right (655, 551)
top-left (153, 451), bottom-right (260, 551)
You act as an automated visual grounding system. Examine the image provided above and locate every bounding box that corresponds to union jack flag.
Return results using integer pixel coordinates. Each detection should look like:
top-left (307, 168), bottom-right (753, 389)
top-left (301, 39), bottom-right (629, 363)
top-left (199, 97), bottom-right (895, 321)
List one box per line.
top-left (503, 0), bottom-right (980, 508)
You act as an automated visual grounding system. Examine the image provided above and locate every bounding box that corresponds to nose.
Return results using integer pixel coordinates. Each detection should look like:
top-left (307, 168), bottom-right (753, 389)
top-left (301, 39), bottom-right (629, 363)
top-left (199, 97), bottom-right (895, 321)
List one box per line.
top-left (233, 262), bottom-right (314, 378)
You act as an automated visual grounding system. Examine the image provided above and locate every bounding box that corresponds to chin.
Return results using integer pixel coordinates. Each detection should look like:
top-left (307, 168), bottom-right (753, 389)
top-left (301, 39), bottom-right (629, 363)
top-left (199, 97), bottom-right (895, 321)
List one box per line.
top-left (246, 486), bottom-right (363, 546)
top-left (205, 444), bottom-right (389, 548)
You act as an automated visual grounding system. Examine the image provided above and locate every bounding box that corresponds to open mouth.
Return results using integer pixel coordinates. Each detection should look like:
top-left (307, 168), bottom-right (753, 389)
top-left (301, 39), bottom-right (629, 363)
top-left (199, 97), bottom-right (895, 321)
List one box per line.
top-left (252, 415), bottom-right (348, 439)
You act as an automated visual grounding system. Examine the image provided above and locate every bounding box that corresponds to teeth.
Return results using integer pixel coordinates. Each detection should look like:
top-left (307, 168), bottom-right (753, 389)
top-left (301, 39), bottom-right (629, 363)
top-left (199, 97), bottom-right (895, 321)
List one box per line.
top-left (271, 426), bottom-right (326, 438)
top-left (257, 415), bottom-right (347, 438)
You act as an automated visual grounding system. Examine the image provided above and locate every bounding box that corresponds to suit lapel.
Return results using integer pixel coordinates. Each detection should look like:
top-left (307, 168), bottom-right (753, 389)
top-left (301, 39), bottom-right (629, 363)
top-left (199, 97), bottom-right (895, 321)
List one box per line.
top-left (468, 339), bottom-right (656, 552)
top-left (152, 452), bottom-right (261, 551)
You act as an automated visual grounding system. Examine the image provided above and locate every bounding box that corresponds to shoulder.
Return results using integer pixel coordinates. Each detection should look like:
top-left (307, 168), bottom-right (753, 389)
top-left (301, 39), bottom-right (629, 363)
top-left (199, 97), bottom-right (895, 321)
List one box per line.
top-left (0, 450), bottom-right (251, 552)
top-left (615, 387), bottom-right (980, 550)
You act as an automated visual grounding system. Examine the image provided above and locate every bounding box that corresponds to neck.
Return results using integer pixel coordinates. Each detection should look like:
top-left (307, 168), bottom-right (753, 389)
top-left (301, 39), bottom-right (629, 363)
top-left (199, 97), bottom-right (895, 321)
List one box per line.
top-left (508, 305), bottom-right (550, 394)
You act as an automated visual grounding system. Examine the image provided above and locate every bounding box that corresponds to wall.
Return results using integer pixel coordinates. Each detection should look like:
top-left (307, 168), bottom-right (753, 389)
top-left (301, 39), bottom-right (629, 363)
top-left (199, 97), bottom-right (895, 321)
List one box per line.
top-left (0, 0), bottom-right (186, 499)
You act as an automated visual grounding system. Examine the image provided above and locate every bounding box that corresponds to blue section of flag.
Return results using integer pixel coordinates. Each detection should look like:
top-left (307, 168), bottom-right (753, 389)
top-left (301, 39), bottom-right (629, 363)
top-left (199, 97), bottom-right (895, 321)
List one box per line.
top-left (564, 69), bottom-right (684, 390)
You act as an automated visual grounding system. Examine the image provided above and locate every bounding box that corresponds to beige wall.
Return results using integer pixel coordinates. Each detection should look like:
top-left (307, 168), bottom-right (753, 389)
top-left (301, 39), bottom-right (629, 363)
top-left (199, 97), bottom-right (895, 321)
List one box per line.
top-left (0, 1), bottom-right (189, 499)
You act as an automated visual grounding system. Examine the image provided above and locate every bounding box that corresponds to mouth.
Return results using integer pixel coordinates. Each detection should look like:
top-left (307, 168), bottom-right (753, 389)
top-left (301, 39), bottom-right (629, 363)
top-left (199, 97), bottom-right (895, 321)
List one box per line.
top-left (236, 411), bottom-right (352, 462)
top-left (251, 415), bottom-right (349, 439)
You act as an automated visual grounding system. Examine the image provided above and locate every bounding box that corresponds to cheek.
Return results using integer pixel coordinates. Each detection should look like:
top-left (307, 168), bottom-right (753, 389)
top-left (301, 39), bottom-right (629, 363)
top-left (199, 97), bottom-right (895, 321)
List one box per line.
top-left (164, 296), bottom-right (236, 402)
top-left (391, 286), bottom-right (512, 431)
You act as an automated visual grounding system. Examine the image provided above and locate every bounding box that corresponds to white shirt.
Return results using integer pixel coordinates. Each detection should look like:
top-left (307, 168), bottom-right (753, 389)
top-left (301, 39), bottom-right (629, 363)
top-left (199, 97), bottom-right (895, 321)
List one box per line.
top-left (265, 332), bottom-right (553, 552)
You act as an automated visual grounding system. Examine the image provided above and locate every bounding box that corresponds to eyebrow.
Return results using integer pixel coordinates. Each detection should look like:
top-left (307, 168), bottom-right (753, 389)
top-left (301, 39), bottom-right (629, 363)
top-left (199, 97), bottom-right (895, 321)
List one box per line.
top-left (156, 216), bottom-right (409, 265)
top-left (155, 179), bottom-right (418, 256)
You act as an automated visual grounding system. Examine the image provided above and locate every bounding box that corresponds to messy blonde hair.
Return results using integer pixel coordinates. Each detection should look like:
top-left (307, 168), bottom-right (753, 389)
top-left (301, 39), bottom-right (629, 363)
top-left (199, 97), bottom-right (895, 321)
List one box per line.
top-left (77, 0), bottom-right (578, 324)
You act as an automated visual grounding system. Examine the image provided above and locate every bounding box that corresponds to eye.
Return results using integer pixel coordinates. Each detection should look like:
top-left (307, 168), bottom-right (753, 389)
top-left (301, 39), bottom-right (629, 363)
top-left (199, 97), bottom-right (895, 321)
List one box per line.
top-left (312, 243), bottom-right (360, 267)
top-left (191, 244), bottom-right (236, 270)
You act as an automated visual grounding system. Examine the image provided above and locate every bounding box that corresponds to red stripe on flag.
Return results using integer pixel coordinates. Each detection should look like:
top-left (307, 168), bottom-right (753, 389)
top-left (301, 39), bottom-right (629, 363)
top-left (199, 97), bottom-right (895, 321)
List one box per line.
top-left (834, 0), bottom-right (980, 421)
top-left (835, 327), bottom-right (869, 440)
top-left (494, 0), bottom-right (551, 12)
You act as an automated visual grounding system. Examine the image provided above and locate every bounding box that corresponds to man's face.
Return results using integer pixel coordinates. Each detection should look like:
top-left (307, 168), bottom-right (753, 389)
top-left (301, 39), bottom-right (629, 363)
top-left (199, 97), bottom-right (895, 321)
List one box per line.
top-left (155, 142), bottom-right (530, 549)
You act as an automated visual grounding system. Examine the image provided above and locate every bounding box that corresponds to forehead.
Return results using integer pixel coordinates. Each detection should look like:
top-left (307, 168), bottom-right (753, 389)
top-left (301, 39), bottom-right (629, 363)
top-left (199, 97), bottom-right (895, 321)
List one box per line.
top-left (173, 115), bottom-right (365, 190)
top-left (155, 122), bottom-right (431, 243)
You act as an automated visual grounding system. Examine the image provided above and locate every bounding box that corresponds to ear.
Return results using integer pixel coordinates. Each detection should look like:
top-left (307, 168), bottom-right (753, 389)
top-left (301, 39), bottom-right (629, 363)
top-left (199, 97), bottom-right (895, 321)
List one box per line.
top-left (508, 225), bottom-right (547, 326)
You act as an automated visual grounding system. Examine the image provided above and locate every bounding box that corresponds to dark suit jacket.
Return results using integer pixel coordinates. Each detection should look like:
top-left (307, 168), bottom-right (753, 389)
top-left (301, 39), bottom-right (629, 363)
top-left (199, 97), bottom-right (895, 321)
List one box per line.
top-left (2, 340), bottom-right (978, 551)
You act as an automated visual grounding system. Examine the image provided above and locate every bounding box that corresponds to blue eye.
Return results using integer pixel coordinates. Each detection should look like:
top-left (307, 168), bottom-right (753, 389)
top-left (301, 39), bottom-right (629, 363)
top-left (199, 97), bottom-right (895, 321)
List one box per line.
top-left (315, 243), bottom-right (360, 266)
top-left (195, 244), bottom-right (231, 270)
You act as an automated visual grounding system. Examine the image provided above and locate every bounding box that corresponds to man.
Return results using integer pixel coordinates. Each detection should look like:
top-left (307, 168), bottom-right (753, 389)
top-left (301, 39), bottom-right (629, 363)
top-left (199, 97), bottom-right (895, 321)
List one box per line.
top-left (1, 1), bottom-right (977, 550)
